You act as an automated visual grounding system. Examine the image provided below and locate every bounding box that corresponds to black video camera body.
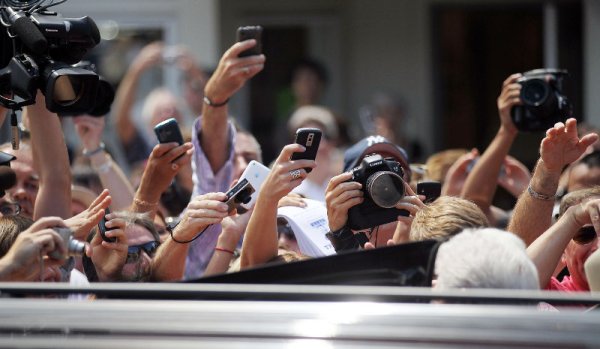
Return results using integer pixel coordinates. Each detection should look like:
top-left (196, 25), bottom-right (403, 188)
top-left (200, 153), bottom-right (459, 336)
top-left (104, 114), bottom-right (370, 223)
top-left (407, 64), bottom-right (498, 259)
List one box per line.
top-left (511, 68), bottom-right (572, 132)
top-left (346, 154), bottom-right (408, 231)
top-left (0, 0), bottom-right (113, 115)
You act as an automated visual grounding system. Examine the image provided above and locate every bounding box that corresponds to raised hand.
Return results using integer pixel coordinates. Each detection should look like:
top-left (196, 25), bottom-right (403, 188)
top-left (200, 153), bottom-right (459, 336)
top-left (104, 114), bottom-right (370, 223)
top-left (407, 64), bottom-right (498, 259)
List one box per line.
top-left (73, 115), bottom-right (105, 151)
top-left (88, 212), bottom-right (128, 281)
top-left (496, 73), bottom-right (522, 135)
top-left (497, 156), bottom-right (531, 198)
top-left (540, 118), bottom-right (599, 172)
top-left (65, 189), bottom-right (111, 240)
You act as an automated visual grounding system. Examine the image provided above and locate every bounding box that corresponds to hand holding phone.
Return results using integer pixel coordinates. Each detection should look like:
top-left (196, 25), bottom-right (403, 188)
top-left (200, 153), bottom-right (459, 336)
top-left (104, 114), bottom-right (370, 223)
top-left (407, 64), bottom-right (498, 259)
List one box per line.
top-left (290, 128), bottom-right (322, 173)
top-left (98, 208), bottom-right (116, 243)
top-left (154, 118), bottom-right (184, 145)
top-left (236, 25), bottom-right (263, 57)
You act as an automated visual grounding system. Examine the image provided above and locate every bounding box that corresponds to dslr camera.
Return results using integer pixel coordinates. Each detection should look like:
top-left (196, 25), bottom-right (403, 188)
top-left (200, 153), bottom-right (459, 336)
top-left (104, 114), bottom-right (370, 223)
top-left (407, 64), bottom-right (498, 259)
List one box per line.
top-left (48, 227), bottom-right (85, 260)
top-left (0, 0), bottom-right (113, 115)
top-left (511, 68), bottom-right (572, 132)
top-left (346, 154), bottom-right (408, 231)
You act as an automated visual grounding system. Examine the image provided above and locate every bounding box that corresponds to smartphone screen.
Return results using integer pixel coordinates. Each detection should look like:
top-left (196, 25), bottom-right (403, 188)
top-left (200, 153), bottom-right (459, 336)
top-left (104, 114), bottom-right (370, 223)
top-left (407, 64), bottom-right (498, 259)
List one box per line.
top-left (236, 25), bottom-right (263, 57)
top-left (290, 128), bottom-right (322, 173)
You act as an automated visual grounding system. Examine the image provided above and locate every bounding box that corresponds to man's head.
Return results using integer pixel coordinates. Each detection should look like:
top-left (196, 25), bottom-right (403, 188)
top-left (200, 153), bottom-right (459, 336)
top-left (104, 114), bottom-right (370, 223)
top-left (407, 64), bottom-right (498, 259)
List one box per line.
top-left (142, 88), bottom-right (185, 133)
top-left (435, 228), bottom-right (539, 290)
top-left (558, 187), bottom-right (600, 290)
top-left (567, 151), bottom-right (600, 193)
top-left (233, 129), bottom-right (262, 180)
top-left (120, 213), bottom-right (161, 282)
top-left (343, 135), bottom-right (411, 181)
top-left (410, 196), bottom-right (489, 242)
top-left (0, 143), bottom-right (37, 218)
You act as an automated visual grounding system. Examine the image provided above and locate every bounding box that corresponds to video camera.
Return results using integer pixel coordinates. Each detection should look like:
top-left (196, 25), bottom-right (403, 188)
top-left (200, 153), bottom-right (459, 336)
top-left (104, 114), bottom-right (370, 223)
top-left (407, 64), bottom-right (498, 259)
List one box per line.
top-left (511, 68), bottom-right (572, 132)
top-left (0, 0), bottom-right (113, 115)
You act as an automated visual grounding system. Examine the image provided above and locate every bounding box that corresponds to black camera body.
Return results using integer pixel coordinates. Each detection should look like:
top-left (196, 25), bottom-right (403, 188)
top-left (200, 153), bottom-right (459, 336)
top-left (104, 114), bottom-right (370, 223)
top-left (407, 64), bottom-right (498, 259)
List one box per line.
top-left (0, 0), bottom-right (113, 115)
top-left (511, 68), bottom-right (572, 132)
top-left (347, 154), bottom-right (408, 231)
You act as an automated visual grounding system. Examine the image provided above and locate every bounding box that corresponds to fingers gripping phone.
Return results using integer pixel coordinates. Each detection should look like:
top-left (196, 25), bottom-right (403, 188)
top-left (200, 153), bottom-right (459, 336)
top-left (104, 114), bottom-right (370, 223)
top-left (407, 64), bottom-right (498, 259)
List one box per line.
top-left (290, 128), bottom-right (322, 173)
top-left (98, 208), bottom-right (116, 243)
top-left (236, 25), bottom-right (263, 57)
top-left (154, 118), bottom-right (184, 145)
top-left (417, 181), bottom-right (442, 204)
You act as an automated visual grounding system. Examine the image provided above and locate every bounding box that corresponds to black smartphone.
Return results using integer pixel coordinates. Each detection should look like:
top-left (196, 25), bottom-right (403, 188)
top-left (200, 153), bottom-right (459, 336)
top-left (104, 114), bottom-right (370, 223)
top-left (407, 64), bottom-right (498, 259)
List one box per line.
top-left (154, 118), bottom-right (184, 145)
top-left (98, 208), bottom-right (116, 243)
top-left (417, 181), bottom-right (442, 204)
top-left (236, 25), bottom-right (263, 57)
top-left (290, 128), bottom-right (322, 174)
top-left (224, 178), bottom-right (255, 214)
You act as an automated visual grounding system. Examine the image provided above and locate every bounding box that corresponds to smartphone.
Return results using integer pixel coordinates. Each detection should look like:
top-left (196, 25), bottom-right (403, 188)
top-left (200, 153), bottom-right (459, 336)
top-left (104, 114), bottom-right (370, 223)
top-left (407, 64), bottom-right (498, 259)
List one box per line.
top-left (154, 118), bottom-right (184, 145)
top-left (417, 181), bottom-right (442, 204)
top-left (238, 160), bottom-right (270, 208)
top-left (224, 178), bottom-right (255, 214)
top-left (236, 25), bottom-right (263, 57)
top-left (290, 128), bottom-right (322, 173)
top-left (98, 208), bottom-right (116, 243)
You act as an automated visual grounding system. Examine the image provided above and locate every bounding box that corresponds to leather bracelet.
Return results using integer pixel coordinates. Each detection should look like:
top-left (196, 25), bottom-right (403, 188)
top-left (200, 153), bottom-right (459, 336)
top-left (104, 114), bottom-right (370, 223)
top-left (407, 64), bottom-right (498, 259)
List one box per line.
top-left (527, 184), bottom-right (555, 201)
top-left (82, 142), bottom-right (105, 157)
top-left (203, 95), bottom-right (229, 107)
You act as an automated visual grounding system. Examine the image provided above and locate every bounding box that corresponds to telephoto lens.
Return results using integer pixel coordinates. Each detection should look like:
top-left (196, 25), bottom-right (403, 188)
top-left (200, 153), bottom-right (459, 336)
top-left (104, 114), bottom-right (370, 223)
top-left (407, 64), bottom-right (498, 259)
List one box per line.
top-left (49, 227), bottom-right (85, 260)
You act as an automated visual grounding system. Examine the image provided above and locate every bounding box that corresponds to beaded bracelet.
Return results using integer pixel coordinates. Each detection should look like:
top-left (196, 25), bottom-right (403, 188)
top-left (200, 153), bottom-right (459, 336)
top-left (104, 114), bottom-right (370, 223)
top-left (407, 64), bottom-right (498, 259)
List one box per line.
top-left (527, 185), bottom-right (555, 201)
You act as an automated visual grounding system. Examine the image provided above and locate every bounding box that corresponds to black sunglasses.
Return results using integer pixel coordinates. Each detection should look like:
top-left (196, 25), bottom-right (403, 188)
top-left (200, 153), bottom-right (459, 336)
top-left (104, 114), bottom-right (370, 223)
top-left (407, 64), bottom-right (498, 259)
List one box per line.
top-left (573, 226), bottom-right (598, 245)
top-left (126, 241), bottom-right (159, 263)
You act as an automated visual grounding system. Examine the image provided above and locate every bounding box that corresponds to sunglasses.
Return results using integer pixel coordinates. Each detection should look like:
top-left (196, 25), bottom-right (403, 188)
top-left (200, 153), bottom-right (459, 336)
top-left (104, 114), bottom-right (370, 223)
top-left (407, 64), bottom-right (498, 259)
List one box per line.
top-left (126, 241), bottom-right (159, 264)
top-left (573, 226), bottom-right (598, 245)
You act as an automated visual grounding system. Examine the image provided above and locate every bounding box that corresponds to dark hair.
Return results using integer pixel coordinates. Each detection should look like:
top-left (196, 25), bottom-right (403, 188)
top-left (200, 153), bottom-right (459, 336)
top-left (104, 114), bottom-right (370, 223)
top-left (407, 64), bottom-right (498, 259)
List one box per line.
top-left (0, 215), bottom-right (34, 258)
top-left (579, 151), bottom-right (600, 168)
top-left (72, 165), bottom-right (103, 194)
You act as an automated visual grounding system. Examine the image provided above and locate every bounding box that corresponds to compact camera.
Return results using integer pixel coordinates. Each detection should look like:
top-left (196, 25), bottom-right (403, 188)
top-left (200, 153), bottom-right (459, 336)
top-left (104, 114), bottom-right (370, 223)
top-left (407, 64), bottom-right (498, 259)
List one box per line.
top-left (346, 154), bottom-right (408, 230)
top-left (48, 227), bottom-right (85, 260)
top-left (511, 68), bottom-right (572, 132)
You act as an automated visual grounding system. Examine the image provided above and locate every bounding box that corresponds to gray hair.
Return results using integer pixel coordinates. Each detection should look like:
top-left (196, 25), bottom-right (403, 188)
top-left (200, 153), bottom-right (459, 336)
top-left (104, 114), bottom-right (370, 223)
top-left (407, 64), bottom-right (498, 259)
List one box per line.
top-left (434, 228), bottom-right (539, 290)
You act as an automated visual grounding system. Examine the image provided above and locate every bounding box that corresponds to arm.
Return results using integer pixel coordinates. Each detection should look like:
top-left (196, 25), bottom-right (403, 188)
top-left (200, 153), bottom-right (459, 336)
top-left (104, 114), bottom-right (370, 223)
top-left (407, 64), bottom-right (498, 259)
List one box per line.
top-left (201, 39), bottom-right (265, 173)
top-left (73, 116), bottom-right (135, 211)
top-left (131, 142), bottom-right (193, 219)
top-left (460, 74), bottom-right (520, 224)
top-left (240, 144), bottom-right (315, 269)
top-left (203, 207), bottom-right (253, 276)
top-left (113, 42), bottom-right (163, 146)
top-left (151, 192), bottom-right (229, 281)
top-left (508, 118), bottom-right (598, 245)
top-left (527, 198), bottom-right (600, 288)
top-left (24, 93), bottom-right (71, 219)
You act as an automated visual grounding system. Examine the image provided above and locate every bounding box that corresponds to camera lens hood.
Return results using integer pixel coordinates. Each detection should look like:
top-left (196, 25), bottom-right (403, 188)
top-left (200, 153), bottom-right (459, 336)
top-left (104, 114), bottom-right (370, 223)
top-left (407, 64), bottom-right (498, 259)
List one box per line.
top-left (366, 170), bottom-right (405, 208)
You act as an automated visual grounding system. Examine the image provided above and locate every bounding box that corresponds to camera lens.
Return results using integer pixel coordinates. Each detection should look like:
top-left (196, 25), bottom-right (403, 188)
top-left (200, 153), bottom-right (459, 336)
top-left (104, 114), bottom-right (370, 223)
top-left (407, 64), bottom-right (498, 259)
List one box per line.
top-left (521, 79), bottom-right (549, 107)
top-left (366, 171), bottom-right (405, 208)
top-left (67, 237), bottom-right (86, 257)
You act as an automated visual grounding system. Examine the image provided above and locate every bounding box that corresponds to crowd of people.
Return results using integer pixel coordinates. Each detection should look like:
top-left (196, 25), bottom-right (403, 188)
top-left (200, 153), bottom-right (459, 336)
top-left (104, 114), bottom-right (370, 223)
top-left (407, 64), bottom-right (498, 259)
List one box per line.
top-left (0, 36), bottom-right (599, 308)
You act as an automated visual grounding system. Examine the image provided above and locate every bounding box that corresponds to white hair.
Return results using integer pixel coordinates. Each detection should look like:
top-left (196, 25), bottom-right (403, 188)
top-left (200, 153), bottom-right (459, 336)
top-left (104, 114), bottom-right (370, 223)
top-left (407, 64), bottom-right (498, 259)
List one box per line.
top-left (434, 228), bottom-right (539, 290)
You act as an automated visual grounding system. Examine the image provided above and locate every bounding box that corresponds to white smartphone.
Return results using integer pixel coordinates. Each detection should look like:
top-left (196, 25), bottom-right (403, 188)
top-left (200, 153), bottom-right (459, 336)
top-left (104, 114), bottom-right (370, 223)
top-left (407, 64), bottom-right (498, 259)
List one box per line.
top-left (238, 160), bottom-right (270, 207)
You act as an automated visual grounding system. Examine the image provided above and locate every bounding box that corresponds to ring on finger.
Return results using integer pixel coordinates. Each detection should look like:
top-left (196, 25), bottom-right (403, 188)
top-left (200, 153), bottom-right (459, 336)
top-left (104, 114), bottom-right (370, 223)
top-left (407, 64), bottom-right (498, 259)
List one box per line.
top-left (242, 67), bottom-right (250, 75)
top-left (289, 169), bottom-right (302, 180)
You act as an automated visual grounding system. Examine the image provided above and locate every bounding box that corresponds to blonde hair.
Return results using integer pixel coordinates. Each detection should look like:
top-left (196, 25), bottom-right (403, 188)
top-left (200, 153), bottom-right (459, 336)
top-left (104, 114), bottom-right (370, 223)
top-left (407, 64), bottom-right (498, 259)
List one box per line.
top-left (410, 196), bottom-right (489, 241)
top-left (424, 149), bottom-right (469, 182)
